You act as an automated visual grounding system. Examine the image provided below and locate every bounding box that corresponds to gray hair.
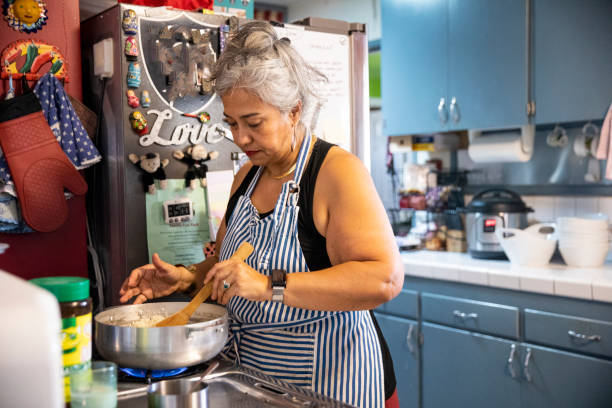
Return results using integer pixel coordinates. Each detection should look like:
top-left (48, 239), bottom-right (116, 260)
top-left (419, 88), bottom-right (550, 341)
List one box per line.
top-left (211, 21), bottom-right (327, 129)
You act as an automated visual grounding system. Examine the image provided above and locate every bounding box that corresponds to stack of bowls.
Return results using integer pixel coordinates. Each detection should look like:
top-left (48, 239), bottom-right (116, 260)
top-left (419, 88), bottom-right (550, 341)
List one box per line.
top-left (558, 214), bottom-right (610, 268)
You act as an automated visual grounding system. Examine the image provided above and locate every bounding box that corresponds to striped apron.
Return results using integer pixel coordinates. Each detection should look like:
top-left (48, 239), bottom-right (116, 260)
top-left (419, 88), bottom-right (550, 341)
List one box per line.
top-left (219, 132), bottom-right (384, 408)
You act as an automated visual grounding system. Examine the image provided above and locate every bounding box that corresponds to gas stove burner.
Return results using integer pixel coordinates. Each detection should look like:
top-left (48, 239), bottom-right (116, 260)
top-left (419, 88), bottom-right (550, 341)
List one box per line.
top-left (119, 366), bottom-right (188, 379)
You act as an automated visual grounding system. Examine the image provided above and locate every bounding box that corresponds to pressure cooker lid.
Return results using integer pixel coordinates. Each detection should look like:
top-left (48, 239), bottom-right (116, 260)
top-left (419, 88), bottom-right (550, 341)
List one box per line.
top-left (465, 188), bottom-right (532, 213)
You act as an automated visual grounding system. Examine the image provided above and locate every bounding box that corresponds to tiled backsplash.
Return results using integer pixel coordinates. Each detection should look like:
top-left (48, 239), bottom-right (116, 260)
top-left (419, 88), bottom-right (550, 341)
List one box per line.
top-left (521, 196), bottom-right (612, 224)
top-left (463, 195), bottom-right (612, 223)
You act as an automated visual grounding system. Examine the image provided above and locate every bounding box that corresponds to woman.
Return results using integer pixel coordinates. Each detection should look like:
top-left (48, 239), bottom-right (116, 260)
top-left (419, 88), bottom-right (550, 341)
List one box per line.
top-left (119, 21), bottom-right (403, 408)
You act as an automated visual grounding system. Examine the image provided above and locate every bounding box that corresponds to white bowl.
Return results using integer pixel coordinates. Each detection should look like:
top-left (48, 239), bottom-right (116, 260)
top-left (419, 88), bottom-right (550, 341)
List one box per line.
top-left (496, 224), bottom-right (557, 267)
top-left (558, 214), bottom-right (609, 232)
top-left (559, 243), bottom-right (610, 268)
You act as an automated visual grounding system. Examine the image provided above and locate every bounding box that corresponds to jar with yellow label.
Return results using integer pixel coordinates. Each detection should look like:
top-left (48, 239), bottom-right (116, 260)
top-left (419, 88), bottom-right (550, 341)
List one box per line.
top-left (30, 277), bottom-right (92, 404)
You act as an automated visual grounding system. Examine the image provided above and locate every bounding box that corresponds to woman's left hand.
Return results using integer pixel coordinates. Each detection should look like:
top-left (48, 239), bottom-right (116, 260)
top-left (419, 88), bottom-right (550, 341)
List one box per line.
top-left (205, 259), bottom-right (271, 305)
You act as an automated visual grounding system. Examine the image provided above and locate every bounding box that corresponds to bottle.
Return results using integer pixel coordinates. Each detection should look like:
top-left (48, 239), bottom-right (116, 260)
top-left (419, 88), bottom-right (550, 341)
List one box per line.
top-left (30, 277), bottom-right (92, 405)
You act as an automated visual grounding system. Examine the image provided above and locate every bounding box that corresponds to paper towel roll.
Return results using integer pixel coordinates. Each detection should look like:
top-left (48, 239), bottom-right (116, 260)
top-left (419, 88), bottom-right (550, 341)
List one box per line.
top-left (468, 125), bottom-right (534, 163)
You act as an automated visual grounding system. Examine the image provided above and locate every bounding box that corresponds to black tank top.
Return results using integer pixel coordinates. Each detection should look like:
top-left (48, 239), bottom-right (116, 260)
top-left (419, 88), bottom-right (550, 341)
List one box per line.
top-left (223, 138), bottom-right (396, 399)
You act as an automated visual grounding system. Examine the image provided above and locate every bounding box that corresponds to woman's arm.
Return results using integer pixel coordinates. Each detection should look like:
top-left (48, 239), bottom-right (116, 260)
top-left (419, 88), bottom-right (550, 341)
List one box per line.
top-left (282, 147), bottom-right (404, 311)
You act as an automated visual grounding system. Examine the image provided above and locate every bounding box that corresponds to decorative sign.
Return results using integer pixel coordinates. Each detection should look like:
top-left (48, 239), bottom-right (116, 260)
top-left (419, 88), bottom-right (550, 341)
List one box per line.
top-left (2, 0), bottom-right (47, 33)
top-left (138, 109), bottom-right (232, 147)
top-left (1, 39), bottom-right (68, 81)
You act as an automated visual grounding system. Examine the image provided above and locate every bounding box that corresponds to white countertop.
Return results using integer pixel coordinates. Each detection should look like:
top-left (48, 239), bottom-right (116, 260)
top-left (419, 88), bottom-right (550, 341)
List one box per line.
top-left (402, 251), bottom-right (612, 303)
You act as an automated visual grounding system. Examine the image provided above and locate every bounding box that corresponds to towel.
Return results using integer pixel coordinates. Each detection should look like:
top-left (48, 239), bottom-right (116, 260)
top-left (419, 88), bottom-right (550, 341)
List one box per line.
top-left (595, 103), bottom-right (612, 180)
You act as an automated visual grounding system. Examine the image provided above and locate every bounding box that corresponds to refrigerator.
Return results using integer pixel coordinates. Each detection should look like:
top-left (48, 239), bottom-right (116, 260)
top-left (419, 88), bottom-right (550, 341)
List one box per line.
top-left (80, 4), bottom-right (369, 307)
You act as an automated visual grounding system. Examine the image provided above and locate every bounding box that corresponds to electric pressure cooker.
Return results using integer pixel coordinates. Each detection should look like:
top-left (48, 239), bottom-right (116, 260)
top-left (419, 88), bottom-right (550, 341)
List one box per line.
top-left (461, 188), bottom-right (533, 259)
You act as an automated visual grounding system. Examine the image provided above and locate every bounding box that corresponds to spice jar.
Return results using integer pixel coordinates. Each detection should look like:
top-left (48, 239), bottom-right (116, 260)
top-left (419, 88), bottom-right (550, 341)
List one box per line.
top-left (30, 277), bottom-right (92, 404)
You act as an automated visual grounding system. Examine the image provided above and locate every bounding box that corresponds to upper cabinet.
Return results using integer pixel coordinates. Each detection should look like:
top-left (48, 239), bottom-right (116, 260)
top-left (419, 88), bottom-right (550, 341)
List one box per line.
top-left (381, 0), bottom-right (449, 135)
top-left (381, 0), bottom-right (527, 136)
top-left (382, 0), bottom-right (612, 136)
top-left (533, 0), bottom-right (612, 124)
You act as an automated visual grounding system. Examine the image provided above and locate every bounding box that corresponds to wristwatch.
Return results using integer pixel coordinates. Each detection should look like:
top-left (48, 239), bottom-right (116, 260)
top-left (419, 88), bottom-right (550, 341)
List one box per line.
top-left (271, 269), bottom-right (287, 303)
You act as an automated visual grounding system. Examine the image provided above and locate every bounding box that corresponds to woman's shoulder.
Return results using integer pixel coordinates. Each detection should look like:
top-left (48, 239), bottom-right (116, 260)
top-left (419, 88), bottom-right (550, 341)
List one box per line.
top-left (318, 144), bottom-right (367, 182)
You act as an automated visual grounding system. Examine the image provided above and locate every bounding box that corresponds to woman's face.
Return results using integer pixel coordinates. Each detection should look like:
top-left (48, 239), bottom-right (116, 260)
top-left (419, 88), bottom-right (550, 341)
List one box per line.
top-left (222, 88), bottom-right (297, 167)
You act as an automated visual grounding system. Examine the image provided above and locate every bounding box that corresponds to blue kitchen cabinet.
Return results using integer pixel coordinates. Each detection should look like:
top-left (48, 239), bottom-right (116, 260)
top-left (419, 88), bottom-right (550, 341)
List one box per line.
top-left (381, 0), bottom-right (448, 135)
top-left (533, 0), bottom-right (612, 124)
top-left (374, 313), bottom-right (420, 408)
top-left (447, 0), bottom-right (527, 130)
top-left (421, 322), bottom-right (521, 408)
top-left (519, 343), bottom-right (612, 408)
top-left (381, 0), bottom-right (527, 135)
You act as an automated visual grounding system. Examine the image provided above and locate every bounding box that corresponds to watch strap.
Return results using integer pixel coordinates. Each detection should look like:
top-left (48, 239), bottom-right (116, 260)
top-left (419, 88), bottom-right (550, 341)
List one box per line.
top-left (271, 269), bottom-right (287, 303)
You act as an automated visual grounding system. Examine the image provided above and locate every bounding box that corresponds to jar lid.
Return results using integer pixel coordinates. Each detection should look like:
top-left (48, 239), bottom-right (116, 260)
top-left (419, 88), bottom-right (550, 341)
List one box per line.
top-left (30, 277), bottom-right (90, 302)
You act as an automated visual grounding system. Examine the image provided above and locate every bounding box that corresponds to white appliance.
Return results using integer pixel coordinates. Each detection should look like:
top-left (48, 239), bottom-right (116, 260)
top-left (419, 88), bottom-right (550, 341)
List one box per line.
top-left (0, 270), bottom-right (63, 408)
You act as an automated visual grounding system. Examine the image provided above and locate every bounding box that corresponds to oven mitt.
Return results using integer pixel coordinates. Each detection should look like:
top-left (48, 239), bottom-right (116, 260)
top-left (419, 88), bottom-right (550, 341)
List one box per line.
top-left (0, 92), bottom-right (88, 232)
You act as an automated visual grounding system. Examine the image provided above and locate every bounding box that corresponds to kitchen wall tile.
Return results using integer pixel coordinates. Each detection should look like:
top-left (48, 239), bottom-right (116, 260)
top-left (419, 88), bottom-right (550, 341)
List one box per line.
top-left (598, 196), bottom-right (612, 219)
top-left (532, 196), bottom-right (556, 223)
top-left (404, 262), bottom-right (432, 278)
top-left (458, 267), bottom-right (488, 286)
top-left (488, 269), bottom-right (520, 290)
top-left (554, 197), bottom-right (576, 218)
top-left (430, 264), bottom-right (459, 282)
top-left (555, 276), bottom-right (593, 299)
top-left (519, 270), bottom-right (554, 294)
top-left (591, 270), bottom-right (612, 303)
top-left (575, 197), bottom-right (599, 215)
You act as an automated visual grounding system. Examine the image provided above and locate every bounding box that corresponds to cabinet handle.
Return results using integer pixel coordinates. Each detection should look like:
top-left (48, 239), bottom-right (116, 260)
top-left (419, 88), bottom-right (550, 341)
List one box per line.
top-left (453, 310), bottom-right (478, 320)
top-left (523, 347), bottom-right (532, 382)
top-left (406, 324), bottom-right (415, 354)
top-left (507, 344), bottom-right (517, 379)
top-left (450, 97), bottom-right (461, 123)
top-left (438, 97), bottom-right (448, 124)
top-left (568, 330), bottom-right (602, 342)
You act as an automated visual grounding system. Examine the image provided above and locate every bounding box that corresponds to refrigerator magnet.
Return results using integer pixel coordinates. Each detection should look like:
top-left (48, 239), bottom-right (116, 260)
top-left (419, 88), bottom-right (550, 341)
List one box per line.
top-left (126, 62), bottom-right (141, 88)
top-left (124, 36), bottom-right (138, 60)
top-left (122, 9), bottom-right (138, 35)
top-left (129, 111), bottom-right (148, 135)
top-left (126, 89), bottom-right (139, 108)
top-left (141, 90), bottom-right (150, 108)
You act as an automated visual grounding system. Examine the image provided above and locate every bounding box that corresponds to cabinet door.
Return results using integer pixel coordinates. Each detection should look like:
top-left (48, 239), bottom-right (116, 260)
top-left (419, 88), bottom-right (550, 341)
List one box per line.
top-left (534, 0), bottom-right (612, 124)
top-left (520, 343), bottom-right (612, 408)
top-left (421, 322), bottom-right (521, 408)
top-left (448, 0), bottom-right (527, 130)
top-left (375, 313), bottom-right (419, 408)
top-left (381, 0), bottom-right (448, 135)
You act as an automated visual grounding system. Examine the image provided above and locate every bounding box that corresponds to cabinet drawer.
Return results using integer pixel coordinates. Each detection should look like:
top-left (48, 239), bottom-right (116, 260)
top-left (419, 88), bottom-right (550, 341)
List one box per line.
top-left (421, 293), bottom-right (518, 339)
top-left (524, 309), bottom-right (612, 359)
top-left (381, 289), bottom-right (419, 319)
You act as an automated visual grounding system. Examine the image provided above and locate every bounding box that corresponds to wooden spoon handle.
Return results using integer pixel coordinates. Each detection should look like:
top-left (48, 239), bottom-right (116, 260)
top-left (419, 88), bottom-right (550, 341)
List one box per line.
top-left (181, 241), bottom-right (254, 316)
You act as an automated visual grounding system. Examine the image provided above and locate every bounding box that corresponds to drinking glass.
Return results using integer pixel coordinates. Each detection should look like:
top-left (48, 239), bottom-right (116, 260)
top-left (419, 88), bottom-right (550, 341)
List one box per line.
top-left (70, 361), bottom-right (117, 408)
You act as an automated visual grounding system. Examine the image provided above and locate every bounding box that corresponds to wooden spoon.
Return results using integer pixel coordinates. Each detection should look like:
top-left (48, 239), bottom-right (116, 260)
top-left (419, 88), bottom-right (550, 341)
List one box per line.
top-left (155, 242), bottom-right (254, 327)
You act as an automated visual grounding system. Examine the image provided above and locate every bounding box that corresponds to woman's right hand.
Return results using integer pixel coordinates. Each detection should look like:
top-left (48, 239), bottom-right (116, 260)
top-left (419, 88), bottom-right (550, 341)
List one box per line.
top-left (119, 253), bottom-right (192, 304)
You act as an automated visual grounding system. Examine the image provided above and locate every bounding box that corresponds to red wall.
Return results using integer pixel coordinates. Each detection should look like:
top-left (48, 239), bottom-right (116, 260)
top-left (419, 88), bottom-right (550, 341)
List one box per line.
top-left (0, 0), bottom-right (87, 279)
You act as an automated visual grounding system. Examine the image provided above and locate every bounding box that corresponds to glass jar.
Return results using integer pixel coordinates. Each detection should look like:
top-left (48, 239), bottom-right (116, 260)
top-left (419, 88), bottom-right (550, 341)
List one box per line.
top-left (30, 277), bottom-right (92, 405)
